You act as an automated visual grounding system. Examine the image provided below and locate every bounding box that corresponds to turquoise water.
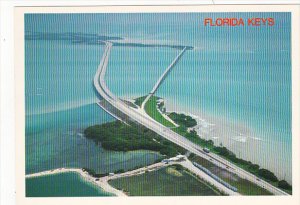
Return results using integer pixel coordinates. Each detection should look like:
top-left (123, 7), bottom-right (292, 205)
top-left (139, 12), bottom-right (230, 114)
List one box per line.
top-left (26, 172), bottom-right (112, 197)
top-left (25, 13), bottom-right (291, 182)
top-left (25, 39), bottom-right (162, 175)
top-left (106, 46), bottom-right (178, 98)
top-left (25, 40), bottom-right (104, 115)
top-left (157, 47), bottom-right (291, 181)
top-left (26, 104), bottom-right (161, 174)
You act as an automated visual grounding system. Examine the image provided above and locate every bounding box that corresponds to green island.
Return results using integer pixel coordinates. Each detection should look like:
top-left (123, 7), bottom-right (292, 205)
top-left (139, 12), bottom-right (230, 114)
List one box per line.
top-left (108, 165), bottom-right (222, 196)
top-left (84, 121), bottom-right (185, 157)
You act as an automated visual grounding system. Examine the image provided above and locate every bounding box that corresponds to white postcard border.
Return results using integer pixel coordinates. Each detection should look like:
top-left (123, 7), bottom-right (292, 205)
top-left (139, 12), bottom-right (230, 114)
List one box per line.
top-left (14, 5), bottom-right (300, 205)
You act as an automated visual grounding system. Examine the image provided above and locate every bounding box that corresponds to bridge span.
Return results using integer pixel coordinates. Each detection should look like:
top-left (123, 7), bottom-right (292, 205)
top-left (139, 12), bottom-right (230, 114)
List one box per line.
top-left (141, 47), bottom-right (186, 110)
top-left (93, 41), bottom-right (288, 196)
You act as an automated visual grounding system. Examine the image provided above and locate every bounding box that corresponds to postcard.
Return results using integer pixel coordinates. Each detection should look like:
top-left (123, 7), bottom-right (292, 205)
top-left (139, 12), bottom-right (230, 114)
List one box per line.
top-left (14, 5), bottom-right (300, 205)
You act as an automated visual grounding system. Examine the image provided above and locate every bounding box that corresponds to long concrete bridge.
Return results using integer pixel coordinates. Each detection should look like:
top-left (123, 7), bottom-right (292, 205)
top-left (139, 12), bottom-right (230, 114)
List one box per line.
top-left (93, 41), bottom-right (289, 196)
top-left (141, 47), bottom-right (186, 110)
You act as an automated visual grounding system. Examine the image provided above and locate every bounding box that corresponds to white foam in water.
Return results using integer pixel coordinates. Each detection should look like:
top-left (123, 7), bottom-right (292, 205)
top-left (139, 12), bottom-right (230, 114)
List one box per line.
top-left (231, 135), bottom-right (247, 143)
top-left (26, 98), bottom-right (99, 116)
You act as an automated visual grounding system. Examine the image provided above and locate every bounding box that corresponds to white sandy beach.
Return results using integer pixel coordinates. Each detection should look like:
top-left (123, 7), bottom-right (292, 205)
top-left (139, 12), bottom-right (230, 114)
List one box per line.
top-left (26, 168), bottom-right (126, 196)
top-left (163, 99), bottom-right (291, 182)
top-left (25, 163), bottom-right (170, 197)
top-left (26, 158), bottom-right (239, 196)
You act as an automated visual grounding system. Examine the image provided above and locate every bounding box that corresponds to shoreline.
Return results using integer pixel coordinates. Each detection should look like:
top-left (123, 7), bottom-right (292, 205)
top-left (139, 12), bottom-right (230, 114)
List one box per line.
top-left (26, 168), bottom-right (126, 197)
top-left (161, 98), bottom-right (292, 183)
top-left (26, 96), bottom-right (291, 194)
top-left (25, 158), bottom-right (238, 196)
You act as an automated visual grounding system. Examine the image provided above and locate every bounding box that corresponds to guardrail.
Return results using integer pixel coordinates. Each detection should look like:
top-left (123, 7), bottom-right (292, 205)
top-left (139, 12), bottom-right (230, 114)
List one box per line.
top-left (193, 162), bottom-right (238, 192)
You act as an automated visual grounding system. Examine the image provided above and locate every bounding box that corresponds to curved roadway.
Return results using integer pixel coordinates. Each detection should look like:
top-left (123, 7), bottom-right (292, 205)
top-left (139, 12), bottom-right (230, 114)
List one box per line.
top-left (94, 41), bottom-right (289, 196)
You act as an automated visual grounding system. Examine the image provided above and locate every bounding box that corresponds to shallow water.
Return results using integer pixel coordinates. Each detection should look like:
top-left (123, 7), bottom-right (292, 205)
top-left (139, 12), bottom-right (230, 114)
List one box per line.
top-left (25, 41), bottom-right (162, 175)
top-left (26, 172), bottom-right (112, 197)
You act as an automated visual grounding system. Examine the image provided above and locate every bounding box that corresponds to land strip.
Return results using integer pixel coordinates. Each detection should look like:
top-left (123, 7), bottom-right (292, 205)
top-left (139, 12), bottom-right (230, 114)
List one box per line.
top-left (26, 156), bottom-right (239, 196)
top-left (26, 168), bottom-right (126, 197)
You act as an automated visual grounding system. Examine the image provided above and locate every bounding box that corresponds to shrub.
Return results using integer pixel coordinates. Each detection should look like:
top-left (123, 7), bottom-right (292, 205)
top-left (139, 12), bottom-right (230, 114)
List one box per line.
top-left (258, 169), bottom-right (278, 182)
top-left (84, 121), bottom-right (184, 158)
top-left (278, 180), bottom-right (292, 190)
top-left (189, 153), bottom-right (195, 159)
top-left (173, 164), bottom-right (183, 171)
top-left (168, 112), bottom-right (197, 128)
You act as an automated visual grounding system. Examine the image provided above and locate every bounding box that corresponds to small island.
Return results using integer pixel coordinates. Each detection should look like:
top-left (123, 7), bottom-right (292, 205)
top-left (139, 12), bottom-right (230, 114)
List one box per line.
top-left (84, 96), bottom-right (292, 194)
top-left (84, 121), bottom-right (185, 157)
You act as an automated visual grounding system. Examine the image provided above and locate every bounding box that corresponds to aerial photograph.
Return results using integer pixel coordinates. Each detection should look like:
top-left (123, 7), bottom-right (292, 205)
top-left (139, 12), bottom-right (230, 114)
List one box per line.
top-left (25, 12), bottom-right (292, 196)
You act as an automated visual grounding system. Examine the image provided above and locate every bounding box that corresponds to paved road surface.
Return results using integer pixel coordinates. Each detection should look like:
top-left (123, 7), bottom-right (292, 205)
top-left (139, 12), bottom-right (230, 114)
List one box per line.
top-left (93, 41), bottom-right (288, 196)
top-left (141, 47), bottom-right (187, 109)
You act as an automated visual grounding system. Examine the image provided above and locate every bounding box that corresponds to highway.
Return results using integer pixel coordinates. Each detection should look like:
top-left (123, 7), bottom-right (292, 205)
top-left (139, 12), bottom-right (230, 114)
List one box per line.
top-left (101, 159), bottom-right (239, 196)
top-left (178, 159), bottom-right (239, 195)
top-left (94, 41), bottom-right (289, 196)
top-left (96, 101), bottom-right (128, 125)
top-left (141, 47), bottom-right (187, 110)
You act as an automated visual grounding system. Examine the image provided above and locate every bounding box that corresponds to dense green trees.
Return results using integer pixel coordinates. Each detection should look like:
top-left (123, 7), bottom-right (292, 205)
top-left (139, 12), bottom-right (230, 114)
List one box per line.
top-left (184, 129), bottom-right (215, 149)
top-left (84, 121), bottom-right (185, 157)
top-left (278, 180), bottom-right (292, 190)
top-left (82, 168), bottom-right (108, 178)
top-left (257, 169), bottom-right (278, 182)
top-left (173, 164), bottom-right (184, 171)
top-left (213, 146), bottom-right (280, 182)
top-left (168, 112), bottom-right (197, 128)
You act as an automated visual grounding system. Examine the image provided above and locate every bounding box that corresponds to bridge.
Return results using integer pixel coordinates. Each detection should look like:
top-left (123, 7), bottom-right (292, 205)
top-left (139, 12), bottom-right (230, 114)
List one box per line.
top-left (93, 41), bottom-right (289, 196)
top-left (141, 47), bottom-right (186, 110)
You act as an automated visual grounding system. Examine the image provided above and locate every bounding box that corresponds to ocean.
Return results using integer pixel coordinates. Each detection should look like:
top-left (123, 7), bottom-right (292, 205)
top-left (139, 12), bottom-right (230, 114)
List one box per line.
top-left (25, 40), bottom-right (162, 175)
top-left (25, 12), bottom-right (291, 182)
top-left (26, 172), bottom-right (113, 197)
